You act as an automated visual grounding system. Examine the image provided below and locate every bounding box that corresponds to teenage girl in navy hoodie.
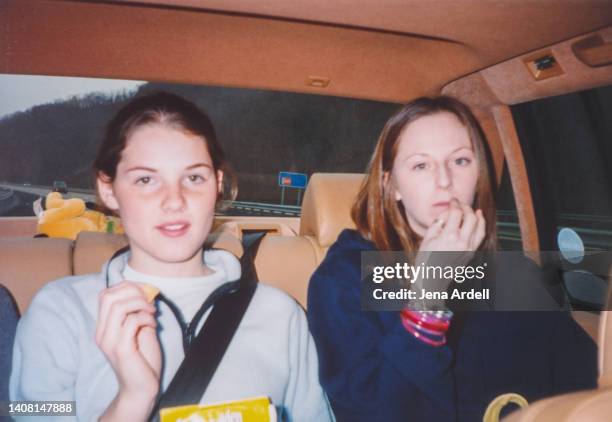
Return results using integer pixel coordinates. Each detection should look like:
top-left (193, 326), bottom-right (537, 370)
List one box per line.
top-left (307, 96), bottom-right (597, 421)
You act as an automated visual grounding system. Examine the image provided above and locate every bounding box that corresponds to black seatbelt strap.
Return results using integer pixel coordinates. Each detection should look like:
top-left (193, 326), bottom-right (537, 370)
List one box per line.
top-left (148, 232), bottom-right (266, 421)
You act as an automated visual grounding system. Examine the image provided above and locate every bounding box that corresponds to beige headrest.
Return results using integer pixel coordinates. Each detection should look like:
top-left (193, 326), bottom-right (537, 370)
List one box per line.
top-left (73, 228), bottom-right (243, 276)
top-left (299, 173), bottom-right (365, 248)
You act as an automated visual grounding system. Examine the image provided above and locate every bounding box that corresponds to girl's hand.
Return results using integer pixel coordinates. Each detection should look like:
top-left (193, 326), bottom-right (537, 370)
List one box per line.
top-left (410, 199), bottom-right (486, 310)
top-left (419, 198), bottom-right (486, 253)
top-left (96, 281), bottom-right (161, 422)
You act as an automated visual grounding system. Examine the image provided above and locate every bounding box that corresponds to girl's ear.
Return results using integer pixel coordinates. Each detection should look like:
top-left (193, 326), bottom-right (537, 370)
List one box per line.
top-left (96, 175), bottom-right (120, 211)
top-left (216, 170), bottom-right (224, 195)
top-left (383, 171), bottom-right (402, 202)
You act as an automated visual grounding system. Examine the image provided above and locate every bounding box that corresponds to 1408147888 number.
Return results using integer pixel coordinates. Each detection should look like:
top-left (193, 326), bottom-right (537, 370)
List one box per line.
top-left (5, 401), bottom-right (76, 416)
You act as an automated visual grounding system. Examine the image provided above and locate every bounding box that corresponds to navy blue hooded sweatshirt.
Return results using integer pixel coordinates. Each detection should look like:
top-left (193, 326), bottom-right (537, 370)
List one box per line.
top-left (307, 229), bottom-right (597, 422)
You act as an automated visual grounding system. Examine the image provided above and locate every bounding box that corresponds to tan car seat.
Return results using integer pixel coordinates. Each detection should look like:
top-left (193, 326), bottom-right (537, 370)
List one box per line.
top-left (72, 229), bottom-right (243, 276)
top-left (0, 237), bottom-right (73, 313)
top-left (253, 173), bottom-right (365, 308)
top-left (214, 173), bottom-right (364, 308)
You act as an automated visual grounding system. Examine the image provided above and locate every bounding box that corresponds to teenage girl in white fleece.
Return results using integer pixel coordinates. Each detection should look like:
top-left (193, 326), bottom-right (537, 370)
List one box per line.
top-left (11, 92), bottom-right (333, 422)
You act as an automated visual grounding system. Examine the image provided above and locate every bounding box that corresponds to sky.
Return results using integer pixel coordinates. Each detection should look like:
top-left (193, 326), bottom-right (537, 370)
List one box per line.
top-left (0, 74), bottom-right (145, 119)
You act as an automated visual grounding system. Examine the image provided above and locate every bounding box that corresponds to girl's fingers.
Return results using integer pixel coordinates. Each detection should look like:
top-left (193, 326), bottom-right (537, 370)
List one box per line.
top-left (458, 203), bottom-right (477, 244)
top-left (96, 296), bottom-right (155, 348)
top-left (96, 281), bottom-right (152, 344)
top-left (138, 327), bottom-right (162, 378)
top-left (471, 209), bottom-right (486, 250)
top-left (423, 215), bottom-right (446, 241)
top-left (97, 282), bottom-right (137, 338)
top-left (442, 199), bottom-right (463, 236)
top-left (116, 312), bottom-right (157, 356)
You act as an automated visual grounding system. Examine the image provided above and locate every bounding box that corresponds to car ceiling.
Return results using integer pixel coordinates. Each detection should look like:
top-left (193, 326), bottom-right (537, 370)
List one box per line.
top-left (1, 0), bottom-right (611, 103)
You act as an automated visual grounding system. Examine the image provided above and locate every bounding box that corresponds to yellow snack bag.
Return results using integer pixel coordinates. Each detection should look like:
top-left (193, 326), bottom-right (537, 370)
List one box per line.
top-left (160, 396), bottom-right (276, 422)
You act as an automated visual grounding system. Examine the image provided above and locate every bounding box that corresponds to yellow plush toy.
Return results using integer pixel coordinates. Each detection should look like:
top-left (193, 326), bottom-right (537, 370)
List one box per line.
top-left (36, 191), bottom-right (124, 240)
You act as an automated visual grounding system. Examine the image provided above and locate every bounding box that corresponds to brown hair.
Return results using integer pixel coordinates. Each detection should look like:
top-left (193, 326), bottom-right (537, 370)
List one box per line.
top-left (93, 91), bottom-right (236, 207)
top-left (351, 96), bottom-right (497, 252)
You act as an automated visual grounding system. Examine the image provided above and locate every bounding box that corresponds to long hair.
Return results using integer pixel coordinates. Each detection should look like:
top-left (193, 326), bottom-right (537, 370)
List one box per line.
top-left (351, 96), bottom-right (497, 252)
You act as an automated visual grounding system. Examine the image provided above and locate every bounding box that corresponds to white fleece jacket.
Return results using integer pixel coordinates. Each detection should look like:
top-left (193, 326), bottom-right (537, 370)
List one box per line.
top-left (10, 249), bottom-right (333, 421)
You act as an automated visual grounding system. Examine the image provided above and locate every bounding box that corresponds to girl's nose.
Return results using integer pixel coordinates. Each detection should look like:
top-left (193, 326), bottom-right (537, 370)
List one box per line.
top-left (436, 163), bottom-right (452, 189)
top-left (161, 183), bottom-right (186, 212)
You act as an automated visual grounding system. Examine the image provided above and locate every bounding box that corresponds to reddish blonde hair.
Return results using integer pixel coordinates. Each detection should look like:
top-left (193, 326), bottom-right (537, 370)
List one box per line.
top-left (351, 96), bottom-right (497, 252)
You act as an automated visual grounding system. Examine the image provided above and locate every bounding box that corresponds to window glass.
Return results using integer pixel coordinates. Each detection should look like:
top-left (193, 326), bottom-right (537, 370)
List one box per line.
top-left (511, 86), bottom-right (612, 252)
top-left (496, 162), bottom-right (522, 251)
top-left (0, 75), bottom-right (398, 217)
top-left (511, 85), bottom-right (612, 310)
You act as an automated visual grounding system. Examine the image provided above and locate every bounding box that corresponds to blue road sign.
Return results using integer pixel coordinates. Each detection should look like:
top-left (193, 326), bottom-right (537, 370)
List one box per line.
top-left (278, 172), bottom-right (307, 189)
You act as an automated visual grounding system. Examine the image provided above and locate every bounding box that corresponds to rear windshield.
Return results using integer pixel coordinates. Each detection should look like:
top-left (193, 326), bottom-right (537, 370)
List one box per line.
top-left (0, 75), bottom-right (398, 217)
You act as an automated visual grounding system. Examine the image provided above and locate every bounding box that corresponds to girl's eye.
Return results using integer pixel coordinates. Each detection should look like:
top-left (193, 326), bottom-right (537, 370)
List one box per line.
top-left (187, 174), bottom-right (205, 183)
top-left (135, 176), bottom-right (152, 185)
top-left (412, 162), bottom-right (428, 171)
top-left (454, 157), bottom-right (472, 166)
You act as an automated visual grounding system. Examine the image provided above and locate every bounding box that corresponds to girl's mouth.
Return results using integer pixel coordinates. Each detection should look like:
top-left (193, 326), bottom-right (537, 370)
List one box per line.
top-left (432, 201), bottom-right (450, 208)
top-left (156, 221), bottom-right (190, 237)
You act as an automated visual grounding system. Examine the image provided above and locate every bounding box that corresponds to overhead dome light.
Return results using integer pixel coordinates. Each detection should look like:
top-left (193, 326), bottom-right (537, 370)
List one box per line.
top-left (523, 50), bottom-right (564, 81)
top-left (305, 76), bottom-right (330, 88)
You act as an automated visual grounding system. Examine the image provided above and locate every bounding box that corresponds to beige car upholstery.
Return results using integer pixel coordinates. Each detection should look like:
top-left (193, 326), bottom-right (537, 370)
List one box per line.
top-left (72, 232), bottom-right (128, 276)
top-left (0, 230), bottom-right (244, 315)
top-left (72, 230), bottom-right (244, 276)
top-left (299, 173), bottom-right (365, 260)
top-left (0, 173), bottom-right (365, 313)
top-left (250, 173), bottom-right (364, 307)
top-left (503, 309), bottom-right (612, 421)
top-left (254, 234), bottom-right (319, 308)
top-left (217, 173), bottom-right (364, 307)
top-left (0, 237), bottom-right (73, 313)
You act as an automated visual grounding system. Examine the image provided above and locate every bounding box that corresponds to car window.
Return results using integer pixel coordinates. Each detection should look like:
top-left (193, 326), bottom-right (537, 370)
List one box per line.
top-left (511, 85), bottom-right (612, 252)
top-left (511, 85), bottom-right (612, 310)
top-left (496, 162), bottom-right (522, 251)
top-left (0, 75), bottom-right (399, 217)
